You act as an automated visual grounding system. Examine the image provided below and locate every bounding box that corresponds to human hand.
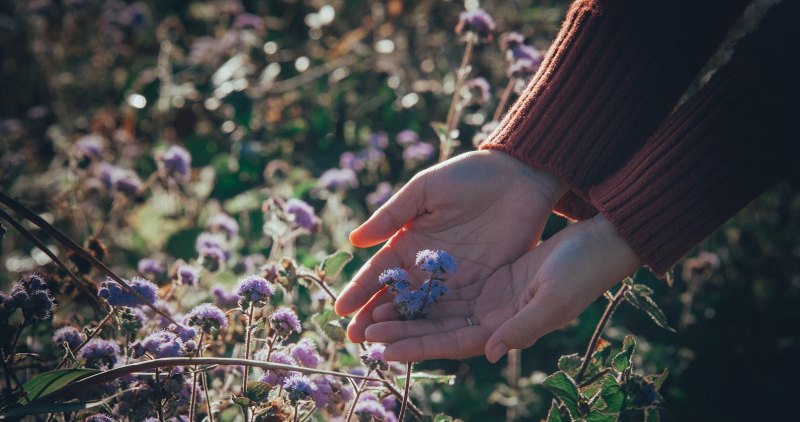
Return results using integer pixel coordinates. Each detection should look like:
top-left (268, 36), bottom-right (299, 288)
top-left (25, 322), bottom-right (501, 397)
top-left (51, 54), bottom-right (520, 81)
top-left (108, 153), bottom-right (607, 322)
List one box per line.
top-left (364, 214), bottom-right (643, 362)
top-left (334, 150), bottom-right (566, 342)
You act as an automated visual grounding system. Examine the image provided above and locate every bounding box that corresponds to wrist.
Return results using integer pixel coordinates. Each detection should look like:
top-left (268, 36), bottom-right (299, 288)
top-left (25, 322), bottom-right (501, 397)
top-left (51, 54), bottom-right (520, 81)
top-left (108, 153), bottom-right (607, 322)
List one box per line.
top-left (486, 150), bottom-right (568, 208)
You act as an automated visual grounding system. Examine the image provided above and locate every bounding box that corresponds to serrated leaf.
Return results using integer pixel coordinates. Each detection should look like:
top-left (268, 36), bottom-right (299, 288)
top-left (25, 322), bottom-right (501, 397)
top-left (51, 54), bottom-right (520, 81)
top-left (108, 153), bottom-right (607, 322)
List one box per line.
top-left (320, 250), bottom-right (353, 281)
top-left (546, 400), bottom-right (564, 422)
top-left (624, 290), bottom-right (675, 332)
top-left (611, 336), bottom-right (636, 373)
top-left (558, 354), bottom-right (582, 378)
top-left (541, 371), bottom-right (580, 418)
top-left (584, 409), bottom-right (618, 422)
top-left (644, 369), bottom-right (669, 390)
top-left (599, 375), bottom-right (624, 413)
top-left (312, 308), bottom-right (347, 343)
top-left (246, 381), bottom-right (271, 402)
top-left (18, 368), bottom-right (100, 404)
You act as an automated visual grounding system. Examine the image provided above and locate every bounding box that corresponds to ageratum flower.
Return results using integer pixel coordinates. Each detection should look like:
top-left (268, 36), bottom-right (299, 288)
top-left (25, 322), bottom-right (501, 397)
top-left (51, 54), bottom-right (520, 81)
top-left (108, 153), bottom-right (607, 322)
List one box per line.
top-left (369, 132), bottom-right (389, 150)
top-left (402, 142), bottom-right (436, 167)
top-left (11, 274), bottom-right (55, 320)
top-left (317, 168), bottom-right (359, 191)
top-left (290, 338), bottom-right (321, 368)
top-left (85, 414), bottom-right (116, 422)
top-left (366, 182), bottom-right (394, 209)
top-left (393, 289), bottom-right (428, 320)
top-left (378, 268), bottom-right (411, 293)
top-left (177, 265), bottom-right (199, 286)
top-left (234, 275), bottom-right (275, 308)
top-left (117, 307), bottom-right (147, 335)
top-left (415, 249), bottom-right (458, 275)
top-left (137, 258), bottom-right (165, 277)
top-left (269, 306), bottom-right (302, 337)
top-left (360, 343), bottom-right (389, 371)
top-left (114, 169), bottom-right (143, 197)
top-left (258, 351), bottom-right (299, 387)
top-left (314, 375), bottom-right (354, 416)
top-left (80, 339), bottom-right (120, 369)
top-left (354, 396), bottom-right (388, 420)
top-left (499, 31), bottom-right (525, 52)
top-left (455, 8), bottom-right (495, 41)
top-left (97, 276), bottom-right (158, 307)
top-left (212, 285), bottom-right (239, 308)
top-left (75, 135), bottom-right (104, 159)
top-left (285, 198), bottom-right (317, 231)
top-left (131, 331), bottom-right (184, 358)
top-left (466, 77), bottom-right (492, 104)
top-left (158, 145), bottom-right (191, 181)
top-left (199, 246), bottom-right (227, 272)
top-left (395, 129), bottom-right (419, 147)
top-left (283, 374), bottom-right (317, 404)
top-left (52, 326), bottom-right (86, 350)
top-left (420, 279), bottom-right (448, 303)
top-left (208, 213), bottom-right (239, 239)
top-left (170, 324), bottom-right (197, 342)
top-left (184, 303), bottom-right (228, 334)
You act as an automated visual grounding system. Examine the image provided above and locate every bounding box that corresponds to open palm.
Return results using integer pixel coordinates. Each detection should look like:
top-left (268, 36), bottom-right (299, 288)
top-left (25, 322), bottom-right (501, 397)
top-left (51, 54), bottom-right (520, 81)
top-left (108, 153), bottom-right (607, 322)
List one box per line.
top-left (363, 215), bottom-right (643, 362)
top-left (334, 150), bottom-right (566, 342)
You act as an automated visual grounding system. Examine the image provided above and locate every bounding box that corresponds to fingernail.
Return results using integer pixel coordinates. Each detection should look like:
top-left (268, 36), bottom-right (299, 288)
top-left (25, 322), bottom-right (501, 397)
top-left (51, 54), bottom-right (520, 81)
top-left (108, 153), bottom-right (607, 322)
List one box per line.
top-left (489, 343), bottom-right (508, 363)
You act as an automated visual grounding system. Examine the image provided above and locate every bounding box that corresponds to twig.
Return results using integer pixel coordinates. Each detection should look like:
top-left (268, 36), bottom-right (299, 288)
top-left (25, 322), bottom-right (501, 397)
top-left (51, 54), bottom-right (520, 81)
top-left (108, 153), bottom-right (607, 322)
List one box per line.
top-left (440, 35), bottom-right (475, 162)
top-left (241, 304), bottom-right (255, 394)
top-left (57, 308), bottom-right (115, 369)
top-left (575, 285), bottom-right (631, 383)
top-left (397, 362), bottom-right (413, 422)
top-left (492, 78), bottom-right (516, 122)
top-left (344, 375), bottom-right (370, 422)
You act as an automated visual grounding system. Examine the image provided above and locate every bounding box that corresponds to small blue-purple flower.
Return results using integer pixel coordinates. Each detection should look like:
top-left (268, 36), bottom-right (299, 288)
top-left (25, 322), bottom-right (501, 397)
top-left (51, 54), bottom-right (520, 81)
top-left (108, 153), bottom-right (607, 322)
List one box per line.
top-left (170, 324), bottom-right (198, 342)
top-left (455, 8), bottom-right (495, 41)
top-left (339, 151), bottom-right (365, 171)
top-left (131, 331), bottom-right (184, 359)
top-left (283, 373), bottom-right (317, 404)
top-left (500, 31), bottom-right (525, 52)
top-left (158, 145), bottom-right (191, 181)
top-left (466, 77), bottom-right (492, 104)
top-left (395, 129), bottom-right (419, 147)
top-left (269, 306), bottom-right (301, 337)
top-left (313, 375), bottom-right (354, 415)
top-left (208, 213), bottom-right (239, 239)
top-left (79, 339), bottom-right (120, 369)
top-left (234, 275), bottom-right (275, 308)
top-left (317, 168), bottom-right (359, 191)
top-left (199, 246), bottom-right (227, 272)
top-left (415, 249), bottom-right (457, 275)
top-left (367, 182), bottom-right (394, 209)
top-left (378, 268), bottom-right (410, 293)
top-left (285, 198), bottom-right (318, 231)
top-left (85, 414), bottom-right (116, 422)
top-left (177, 265), bottom-right (199, 286)
top-left (115, 169), bottom-right (143, 197)
top-left (258, 351), bottom-right (299, 386)
top-left (97, 276), bottom-right (159, 307)
top-left (212, 285), bottom-right (239, 308)
top-left (53, 326), bottom-right (86, 350)
top-left (354, 397), bottom-right (388, 420)
top-left (421, 279), bottom-right (448, 303)
top-left (393, 289), bottom-right (428, 320)
top-left (184, 303), bottom-right (228, 334)
top-left (360, 343), bottom-right (388, 371)
top-left (402, 142), bottom-right (436, 167)
top-left (11, 274), bottom-right (55, 321)
top-left (137, 258), bottom-right (165, 278)
top-left (290, 338), bottom-right (321, 368)
top-left (75, 135), bottom-right (104, 159)
top-left (369, 132), bottom-right (389, 150)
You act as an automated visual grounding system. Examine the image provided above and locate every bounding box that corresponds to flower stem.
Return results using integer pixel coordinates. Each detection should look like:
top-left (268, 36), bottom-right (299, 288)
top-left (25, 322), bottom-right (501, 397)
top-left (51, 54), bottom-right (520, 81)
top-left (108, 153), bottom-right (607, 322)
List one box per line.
top-left (154, 367), bottom-right (166, 422)
top-left (492, 77), bottom-right (517, 122)
top-left (575, 284), bottom-right (631, 383)
top-left (344, 373), bottom-right (371, 422)
top-left (398, 362), bottom-right (413, 422)
top-left (293, 403), bottom-right (299, 422)
top-left (57, 308), bottom-right (115, 369)
top-left (440, 35), bottom-right (475, 162)
top-left (241, 304), bottom-right (255, 394)
top-left (189, 332), bottom-right (204, 422)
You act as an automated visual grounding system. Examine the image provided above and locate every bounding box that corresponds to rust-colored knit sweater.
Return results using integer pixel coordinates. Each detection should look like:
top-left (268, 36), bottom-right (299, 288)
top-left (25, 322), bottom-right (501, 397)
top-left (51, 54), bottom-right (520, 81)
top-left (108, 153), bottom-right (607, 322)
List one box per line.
top-left (481, 0), bottom-right (799, 274)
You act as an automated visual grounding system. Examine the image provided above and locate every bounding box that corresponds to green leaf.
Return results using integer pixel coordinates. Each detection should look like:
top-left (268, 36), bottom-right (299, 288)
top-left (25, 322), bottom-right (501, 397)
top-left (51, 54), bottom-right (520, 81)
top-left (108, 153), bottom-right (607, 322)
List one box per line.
top-left (320, 250), bottom-right (353, 281)
top-left (433, 414), bottom-right (454, 422)
top-left (546, 400), bottom-right (565, 422)
top-left (19, 368), bottom-right (100, 404)
top-left (644, 369), bottom-right (669, 390)
top-left (584, 409), bottom-right (618, 422)
top-left (232, 396), bottom-right (252, 407)
top-left (611, 336), bottom-right (636, 373)
top-left (246, 381), bottom-right (271, 402)
top-left (599, 375), bottom-right (625, 413)
top-left (541, 371), bottom-right (581, 418)
top-left (632, 284), bottom-right (654, 296)
top-left (3, 396), bottom-right (112, 418)
top-left (624, 290), bottom-right (675, 332)
top-left (312, 308), bottom-right (347, 343)
top-left (558, 354), bottom-right (582, 378)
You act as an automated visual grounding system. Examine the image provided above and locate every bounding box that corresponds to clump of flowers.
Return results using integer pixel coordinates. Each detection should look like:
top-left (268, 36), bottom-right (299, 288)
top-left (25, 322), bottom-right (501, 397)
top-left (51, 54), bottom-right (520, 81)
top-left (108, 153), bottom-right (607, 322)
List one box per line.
top-left (455, 8), bottom-right (495, 42)
top-left (283, 373), bottom-right (317, 405)
top-left (291, 338), bottom-right (321, 368)
top-left (184, 303), bottom-right (228, 334)
top-left (360, 343), bottom-right (389, 371)
top-left (379, 249), bottom-right (457, 320)
top-left (8, 274), bottom-right (55, 321)
top-left (234, 274), bottom-right (275, 309)
top-left (157, 144), bottom-right (192, 182)
top-left (79, 338), bottom-right (120, 369)
top-left (97, 276), bottom-right (158, 307)
top-left (176, 264), bottom-right (199, 286)
top-left (269, 306), bottom-right (302, 338)
top-left (284, 198), bottom-right (318, 231)
top-left (208, 213), bottom-right (239, 239)
top-left (258, 351), bottom-right (299, 386)
top-left (52, 325), bottom-right (85, 350)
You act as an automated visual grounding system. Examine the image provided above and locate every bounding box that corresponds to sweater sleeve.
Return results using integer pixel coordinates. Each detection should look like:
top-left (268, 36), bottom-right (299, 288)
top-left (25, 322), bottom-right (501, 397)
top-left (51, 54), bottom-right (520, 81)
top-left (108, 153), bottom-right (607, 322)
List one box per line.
top-left (589, 0), bottom-right (800, 275)
top-left (480, 0), bottom-right (750, 220)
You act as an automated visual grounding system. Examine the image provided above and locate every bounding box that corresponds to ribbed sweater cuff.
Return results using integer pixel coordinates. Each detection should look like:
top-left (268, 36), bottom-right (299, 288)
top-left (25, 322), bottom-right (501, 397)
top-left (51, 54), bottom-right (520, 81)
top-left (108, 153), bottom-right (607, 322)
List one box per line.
top-left (481, 0), bottom-right (749, 198)
top-left (589, 14), bottom-right (796, 275)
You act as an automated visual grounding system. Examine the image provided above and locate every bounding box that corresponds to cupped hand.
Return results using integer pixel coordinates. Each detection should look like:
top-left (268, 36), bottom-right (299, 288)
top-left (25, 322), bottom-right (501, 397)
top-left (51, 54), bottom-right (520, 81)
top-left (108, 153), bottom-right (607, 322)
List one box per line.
top-left (364, 215), bottom-right (643, 362)
top-left (334, 150), bottom-right (566, 342)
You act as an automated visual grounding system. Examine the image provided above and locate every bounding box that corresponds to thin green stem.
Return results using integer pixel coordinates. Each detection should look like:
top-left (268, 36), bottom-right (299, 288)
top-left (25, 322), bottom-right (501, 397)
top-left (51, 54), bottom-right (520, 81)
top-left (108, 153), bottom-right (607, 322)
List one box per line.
top-left (576, 285), bottom-right (631, 383)
top-left (241, 304), bottom-right (255, 395)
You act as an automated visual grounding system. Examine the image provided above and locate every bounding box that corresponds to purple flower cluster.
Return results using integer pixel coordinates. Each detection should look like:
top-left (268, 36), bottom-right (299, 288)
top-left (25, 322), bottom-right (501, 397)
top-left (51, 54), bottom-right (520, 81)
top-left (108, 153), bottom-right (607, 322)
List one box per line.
top-left (85, 414), bottom-right (116, 422)
top-left (118, 307), bottom-right (147, 334)
top-left (137, 258), bottom-right (165, 278)
top-left (208, 213), bottom-right (239, 239)
top-left (380, 249), bottom-right (456, 320)
top-left (283, 373), bottom-right (317, 404)
top-left (196, 232), bottom-right (230, 272)
top-left (177, 265), bottom-right (199, 286)
top-left (354, 392), bottom-right (398, 421)
top-left (234, 275), bottom-right (275, 308)
top-left (157, 145), bottom-right (192, 182)
top-left (500, 31), bottom-right (543, 86)
top-left (455, 8), bottom-right (495, 41)
top-left (79, 338), bottom-right (120, 369)
top-left (7, 274), bottom-right (55, 321)
top-left (184, 303), bottom-right (228, 334)
top-left (402, 142), bottom-right (436, 168)
top-left (96, 162), bottom-right (143, 197)
top-left (52, 326), bottom-right (86, 350)
top-left (291, 338), bottom-right (321, 368)
top-left (366, 182), bottom-right (394, 209)
top-left (466, 77), bottom-right (492, 104)
top-left (130, 330), bottom-right (191, 359)
top-left (75, 134), bottom-right (104, 160)
top-left (285, 198), bottom-right (318, 231)
top-left (212, 285), bottom-right (239, 308)
top-left (258, 351), bottom-right (299, 386)
top-left (269, 306), bottom-right (302, 337)
top-left (313, 375), bottom-right (354, 416)
top-left (317, 168), bottom-right (359, 191)
top-left (97, 276), bottom-right (159, 307)
top-left (360, 343), bottom-right (389, 371)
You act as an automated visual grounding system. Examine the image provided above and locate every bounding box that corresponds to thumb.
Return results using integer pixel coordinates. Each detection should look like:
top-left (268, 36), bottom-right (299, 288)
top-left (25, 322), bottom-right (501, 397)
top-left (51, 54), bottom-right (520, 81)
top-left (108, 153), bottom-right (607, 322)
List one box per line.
top-left (350, 173), bottom-right (427, 247)
top-left (485, 294), bottom-right (560, 363)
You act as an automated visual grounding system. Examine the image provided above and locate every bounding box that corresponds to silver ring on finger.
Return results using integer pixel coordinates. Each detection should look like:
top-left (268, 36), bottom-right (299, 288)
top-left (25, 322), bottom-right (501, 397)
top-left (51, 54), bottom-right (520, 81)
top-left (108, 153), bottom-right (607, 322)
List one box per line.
top-left (466, 317), bottom-right (476, 327)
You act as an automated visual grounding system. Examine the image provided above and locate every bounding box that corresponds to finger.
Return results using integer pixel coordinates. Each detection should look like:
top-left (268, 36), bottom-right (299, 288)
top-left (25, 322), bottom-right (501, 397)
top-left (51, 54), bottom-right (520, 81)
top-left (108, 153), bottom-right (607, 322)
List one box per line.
top-left (372, 300), bottom-right (474, 322)
top-left (335, 244), bottom-right (403, 316)
top-left (383, 326), bottom-right (492, 361)
top-left (349, 174), bottom-right (426, 248)
top-left (346, 291), bottom-right (393, 343)
top-left (484, 291), bottom-right (566, 363)
top-left (364, 317), bottom-right (472, 343)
